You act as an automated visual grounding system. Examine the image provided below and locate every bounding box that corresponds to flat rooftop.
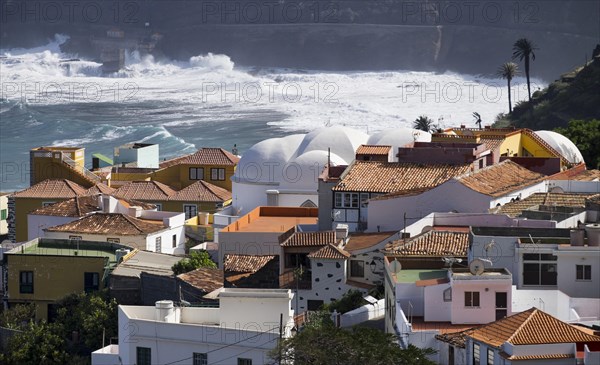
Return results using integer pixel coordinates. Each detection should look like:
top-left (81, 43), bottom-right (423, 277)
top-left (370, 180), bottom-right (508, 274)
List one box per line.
top-left (451, 268), bottom-right (512, 280)
top-left (391, 269), bottom-right (447, 284)
top-left (222, 206), bottom-right (318, 233)
top-left (6, 238), bottom-right (123, 263)
top-left (410, 317), bottom-right (474, 334)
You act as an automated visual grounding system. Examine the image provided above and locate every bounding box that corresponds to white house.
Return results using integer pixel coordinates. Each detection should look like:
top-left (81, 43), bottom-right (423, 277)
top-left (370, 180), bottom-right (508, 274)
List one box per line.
top-left (366, 160), bottom-right (548, 233)
top-left (92, 288), bottom-right (295, 365)
top-left (27, 194), bottom-right (156, 240)
top-left (43, 209), bottom-right (186, 255)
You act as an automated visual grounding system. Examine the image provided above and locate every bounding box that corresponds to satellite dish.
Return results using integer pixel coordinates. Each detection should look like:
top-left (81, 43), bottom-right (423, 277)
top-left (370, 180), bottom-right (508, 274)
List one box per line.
top-left (388, 260), bottom-right (402, 274)
top-left (469, 259), bottom-right (485, 276)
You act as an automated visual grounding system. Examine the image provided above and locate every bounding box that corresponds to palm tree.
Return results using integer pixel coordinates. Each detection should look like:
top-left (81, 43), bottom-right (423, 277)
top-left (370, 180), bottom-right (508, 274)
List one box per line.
top-left (512, 38), bottom-right (538, 101)
top-left (472, 112), bottom-right (482, 129)
top-left (497, 62), bottom-right (519, 113)
top-left (413, 115), bottom-right (435, 132)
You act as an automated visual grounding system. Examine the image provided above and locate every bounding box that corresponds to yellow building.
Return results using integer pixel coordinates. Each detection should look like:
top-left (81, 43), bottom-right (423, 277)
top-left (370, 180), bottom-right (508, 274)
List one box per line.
top-left (432, 127), bottom-right (571, 169)
top-left (152, 147), bottom-right (239, 191)
top-left (112, 180), bottom-right (232, 219)
top-left (3, 238), bottom-right (124, 320)
top-left (8, 179), bottom-right (89, 242)
top-left (30, 146), bottom-right (101, 187)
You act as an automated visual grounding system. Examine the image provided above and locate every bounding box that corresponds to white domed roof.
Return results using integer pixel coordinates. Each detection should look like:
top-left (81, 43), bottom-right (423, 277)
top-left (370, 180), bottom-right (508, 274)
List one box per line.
top-left (294, 126), bottom-right (369, 162)
top-left (367, 128), bottom-right (432, 162)
top-left (234, 134), bottom-right (304, 183)
top-left (535, 130), bottom-right (584, 164)
top-left (279, 150), bottom-right (347, 190)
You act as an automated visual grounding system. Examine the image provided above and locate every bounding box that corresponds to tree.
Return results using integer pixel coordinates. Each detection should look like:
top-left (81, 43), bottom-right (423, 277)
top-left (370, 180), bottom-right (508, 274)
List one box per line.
top-left (269, 315), bottom-right (436, 365)
top-left (172, 250), bottom-right (217, 275)
top-left (512, 38), bottom-right (538, 101)
top-left (0, 303), bottom-right (36, 329)
top-left (472, 112), bottom-right (482, 129)
top-left (554, 119), bottom-right (600, 168)
top-left (324, 289), bottom-right (366, 314)
top-left (497, 62), bottom-right (519, 113)
top-left (412, 115), bottom-right (435, 132)
top-left (0, 321), bottom-right (68, 365)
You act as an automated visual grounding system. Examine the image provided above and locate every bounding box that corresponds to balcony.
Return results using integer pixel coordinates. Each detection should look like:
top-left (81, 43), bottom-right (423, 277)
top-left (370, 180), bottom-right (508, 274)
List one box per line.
top-left (279, 269), bottom-right (312, 290)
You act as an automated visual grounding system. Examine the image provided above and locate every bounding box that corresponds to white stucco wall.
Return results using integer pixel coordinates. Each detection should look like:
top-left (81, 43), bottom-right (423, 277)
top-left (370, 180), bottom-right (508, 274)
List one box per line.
top-left (28, 215), bottom-right (77, 241)
top-left (146, 226), bottom-right (186, 255)
top-left (424, 283), bottom-right (452, 322)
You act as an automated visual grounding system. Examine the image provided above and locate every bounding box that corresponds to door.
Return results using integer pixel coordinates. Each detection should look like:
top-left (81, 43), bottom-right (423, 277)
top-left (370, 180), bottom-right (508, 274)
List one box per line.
top-left (448, 346), bottom-right (454, 365)
top-left (495, 292), bottom-right (508, 320)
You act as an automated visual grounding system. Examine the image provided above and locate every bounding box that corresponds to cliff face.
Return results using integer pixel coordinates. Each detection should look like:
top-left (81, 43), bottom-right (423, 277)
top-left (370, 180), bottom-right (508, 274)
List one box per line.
top-left (2, 0), bottom-right (597, 79)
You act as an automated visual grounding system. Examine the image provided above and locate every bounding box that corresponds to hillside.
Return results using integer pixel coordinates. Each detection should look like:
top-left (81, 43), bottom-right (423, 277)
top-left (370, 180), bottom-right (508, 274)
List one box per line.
top-left (506, 45), bottom-right (600, 130)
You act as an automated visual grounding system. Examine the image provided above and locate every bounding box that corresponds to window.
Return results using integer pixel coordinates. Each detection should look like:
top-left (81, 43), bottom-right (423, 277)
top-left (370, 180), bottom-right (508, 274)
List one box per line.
top-left (350, 260), bottom-right (364, 277)
top-left (0, 209), bottom-right (7, 221)
top-left (136, 347), bottom-right (151, 365)
top-left (473, 343), bottom-right (480, 365)
top-left (211, 168), bottom-right (225, 181)
top-left (193, 353), bottom-right (208, 365)
top-left (184, 204), bottom-right (198, 220)
top-left (238, 359), bottom-right (252, 365)
top-left (478, 159), bottom-right (484, 169)
top-left (307, 300), bottom-right (324, 311)
top-left (576, 265), bottom-right (591, 281)
top-left (465, 291), bottom-right (480, 307)
top-left (360, 193), bottom-right (370, 208)
top-left (84, 272), bottom-right (100, 293)
top-left (443, 287), bottom-right (452, 302)
top-left (19, 271), bottom-right (34, 294)
top-left (189, 167), bottom-right (204, 180)
top-left (155, 237), bottom-right (162, 253)
top-left (106, 238), bottom-right (120, 243)
top-left (172, 234), bottom-right (177, 248)
top-left (334, 192), bottom-right (360, 208)
top-left (153, 203), bottom-right (162, 211)
top-left (42, 201), bottom-right (56, 207)
top-left (487, 348), bottom-right (494, 365)
top-left (523, 253), bottom-right (557, 286)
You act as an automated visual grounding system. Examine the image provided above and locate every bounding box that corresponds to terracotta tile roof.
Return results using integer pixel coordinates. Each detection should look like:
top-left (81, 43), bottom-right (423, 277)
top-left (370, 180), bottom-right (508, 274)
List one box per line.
top-left (384, 231), bottom-right (469, 257)
top-left (499, 352), bottom-right (574, 361)
top-left (116, 199), bottom-right (157, 211)
top-left (493, 192), bottom-right (595, 217)
top-left (223, 254), bottom-right (276, 273)
top-left (468, 307), bottom-right (600, 347)
top-left (112, 181), bottom-right (177, 201)
top-left (458, 160), bottom-right (546, 197)
top-left (44, 213), bottom-right (166, 235)
top-left (29, 195), bottom-right (101, 217)
top-left (177, 268), bottom-right (223, 293)
top-left (571, 169), bottom-right (600, 181)
top-left (344, 231), bottom-right (398, 253)
top-left (160, 148), bottom-right (239, 168)
top-left (356, 145), bottom-right (391, 155)
top-left (436, 330), bottom-right (469, 348)
top-left (168, 180), bottom-right (232, 202)
top-left (479, 136), bottom-right (505, 152)
top-left (85, 183), bottom-right (115, 195)
top-left (307, 244), bottom-right (350, 260)
top-left (280, 231), bottom-right (337, 247)
top-left (11, 179), bottom-right (88, 198)
top-left (333, 161), bottom-right (470, 193)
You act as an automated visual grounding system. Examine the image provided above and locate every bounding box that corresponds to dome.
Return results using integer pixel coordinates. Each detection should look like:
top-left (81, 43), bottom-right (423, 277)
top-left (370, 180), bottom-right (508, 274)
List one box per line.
top-left (534, 130), bottom-right (584, 164)
top-left (294, 126), bottom-right (369, 162)
top-left (233, 134), bottom-right (304, 183)
top-left (367, 128), bottom-right (432, 161)
top-left (279, 150), bottom-right (347, 190)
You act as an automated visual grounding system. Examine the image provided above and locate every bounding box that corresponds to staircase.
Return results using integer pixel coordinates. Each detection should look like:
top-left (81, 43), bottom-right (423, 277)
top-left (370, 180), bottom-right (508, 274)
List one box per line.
top-left (59, 153), bottom-right (101, 185)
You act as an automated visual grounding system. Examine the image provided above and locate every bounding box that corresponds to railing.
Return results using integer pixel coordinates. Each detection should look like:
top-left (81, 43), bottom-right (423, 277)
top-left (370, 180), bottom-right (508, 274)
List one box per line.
top-left (279, 270), bottom-right (312, 290)
top-left (61, 153), bottom-right (101, 183)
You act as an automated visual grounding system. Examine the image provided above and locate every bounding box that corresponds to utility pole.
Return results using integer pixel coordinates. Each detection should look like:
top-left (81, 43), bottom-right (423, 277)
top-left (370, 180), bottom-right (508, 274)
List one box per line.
top-left (278, 313), bottom-right (283, 365)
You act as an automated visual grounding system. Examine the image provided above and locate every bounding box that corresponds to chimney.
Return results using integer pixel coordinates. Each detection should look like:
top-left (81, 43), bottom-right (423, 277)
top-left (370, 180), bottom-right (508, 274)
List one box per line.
top-left (128, 206), bottom-right (143, 218)
top-left (155, 300), bottom-right (175, 322)
top-left (335, 224), bottom-right (349, 242)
